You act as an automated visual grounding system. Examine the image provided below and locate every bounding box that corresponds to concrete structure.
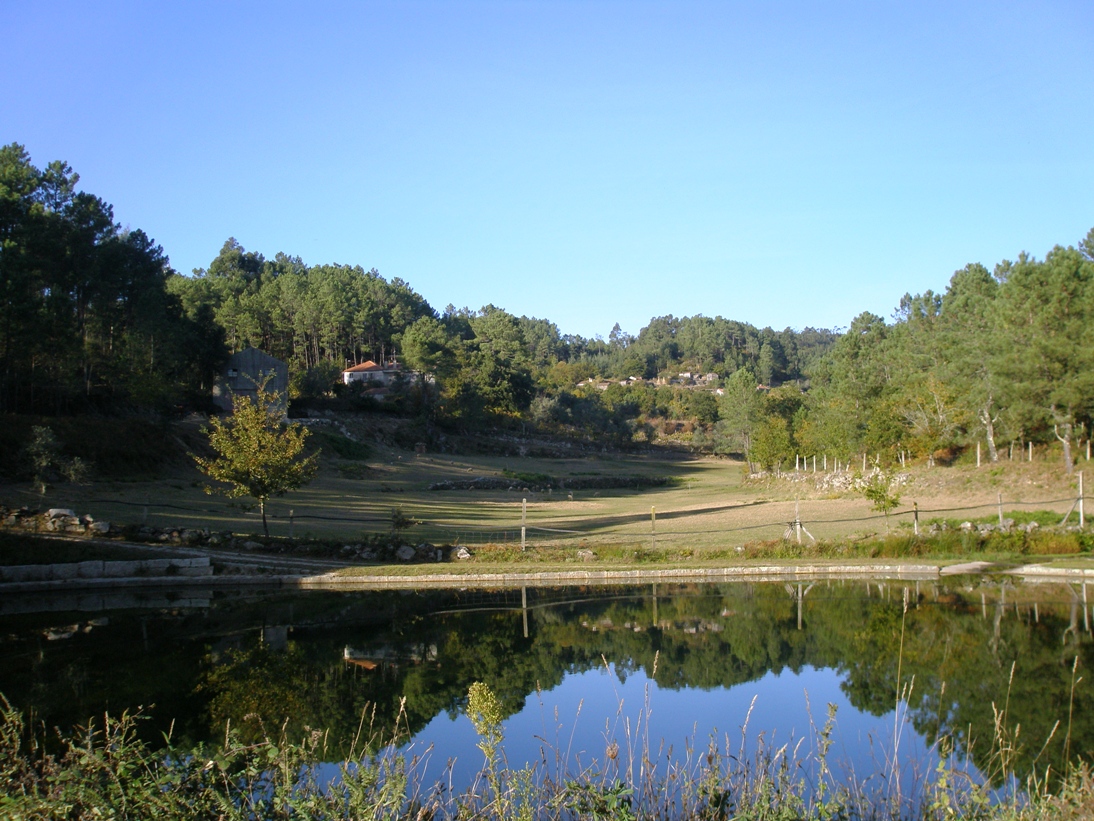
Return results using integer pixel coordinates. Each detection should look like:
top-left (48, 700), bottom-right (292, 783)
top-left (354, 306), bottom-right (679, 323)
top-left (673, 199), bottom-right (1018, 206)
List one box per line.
top-left (213, 348), bottom-right (289, 412)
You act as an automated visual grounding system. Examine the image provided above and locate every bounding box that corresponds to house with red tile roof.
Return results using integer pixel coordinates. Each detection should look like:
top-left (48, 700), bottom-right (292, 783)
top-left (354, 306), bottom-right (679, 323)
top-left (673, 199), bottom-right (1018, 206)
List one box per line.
top-left (341, 359), bottom-right (404, 386)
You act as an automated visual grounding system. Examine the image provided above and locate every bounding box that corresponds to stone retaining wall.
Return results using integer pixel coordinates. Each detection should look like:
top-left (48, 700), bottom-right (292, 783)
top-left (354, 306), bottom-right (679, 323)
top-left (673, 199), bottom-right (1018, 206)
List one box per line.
top-left (294, 563), bottom-right (944, 591)
top-left (0, 557), bottom-right (212, 583)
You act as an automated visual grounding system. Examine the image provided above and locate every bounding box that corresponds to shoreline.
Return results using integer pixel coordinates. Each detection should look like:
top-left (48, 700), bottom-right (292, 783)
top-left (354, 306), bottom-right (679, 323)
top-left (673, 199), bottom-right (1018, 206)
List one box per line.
top-left (2, 555), bottom-right (1093, 597)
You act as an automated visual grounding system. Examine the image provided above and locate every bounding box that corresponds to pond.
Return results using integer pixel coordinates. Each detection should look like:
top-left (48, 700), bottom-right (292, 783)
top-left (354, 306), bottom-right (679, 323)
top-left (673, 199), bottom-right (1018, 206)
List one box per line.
top-left (1, 575), bottom-right (1091, 803)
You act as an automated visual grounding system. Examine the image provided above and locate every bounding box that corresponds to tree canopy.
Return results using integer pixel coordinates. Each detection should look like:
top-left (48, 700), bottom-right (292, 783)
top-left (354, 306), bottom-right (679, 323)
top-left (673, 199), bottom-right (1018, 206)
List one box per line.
top-left (9, 142), bottom-right (1094, 470)
top-left (0, 143), bottom-right (224, 414)
top-left (193, 380), bottom-right (319, 536)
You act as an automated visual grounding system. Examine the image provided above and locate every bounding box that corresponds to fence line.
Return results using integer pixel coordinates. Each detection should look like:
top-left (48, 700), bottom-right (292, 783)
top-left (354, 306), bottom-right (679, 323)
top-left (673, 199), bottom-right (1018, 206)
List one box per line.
top-left (60, 489), bottom-right (1086, 547)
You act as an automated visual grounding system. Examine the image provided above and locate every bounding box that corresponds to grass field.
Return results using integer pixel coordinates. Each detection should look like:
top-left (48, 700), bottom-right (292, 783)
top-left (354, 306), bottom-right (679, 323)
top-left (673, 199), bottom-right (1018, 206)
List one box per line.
top-left (1, 416), bottom-right (1090, 559)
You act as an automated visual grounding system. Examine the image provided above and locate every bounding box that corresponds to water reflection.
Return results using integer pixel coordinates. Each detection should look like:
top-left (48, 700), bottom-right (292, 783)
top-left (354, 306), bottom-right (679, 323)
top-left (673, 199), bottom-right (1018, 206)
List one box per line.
top-left (0, 578), bottom-right (1090, 786)
top-left (411, 663), bottom-right (943, 797)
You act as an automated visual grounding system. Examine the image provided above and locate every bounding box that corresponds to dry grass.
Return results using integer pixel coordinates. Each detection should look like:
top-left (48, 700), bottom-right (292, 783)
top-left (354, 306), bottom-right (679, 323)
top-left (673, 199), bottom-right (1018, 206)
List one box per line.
top-left (1, 423), bottom-right (1089, 554)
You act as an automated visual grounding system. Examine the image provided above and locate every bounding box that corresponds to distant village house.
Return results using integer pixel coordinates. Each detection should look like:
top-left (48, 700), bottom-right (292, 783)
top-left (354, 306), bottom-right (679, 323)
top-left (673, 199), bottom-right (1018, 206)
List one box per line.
top-left (342, 359), bottom-right (406, 386)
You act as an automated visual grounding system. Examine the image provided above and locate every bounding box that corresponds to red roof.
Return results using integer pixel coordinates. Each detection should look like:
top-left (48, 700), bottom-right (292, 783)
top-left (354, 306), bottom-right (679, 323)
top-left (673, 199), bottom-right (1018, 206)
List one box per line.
top-left (343, 360), bottom-right (384, 373)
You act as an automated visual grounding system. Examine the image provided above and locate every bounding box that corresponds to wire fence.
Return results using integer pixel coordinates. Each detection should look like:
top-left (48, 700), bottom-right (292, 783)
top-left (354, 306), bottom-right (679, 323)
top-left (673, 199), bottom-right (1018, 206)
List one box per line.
top-left (66, 487), bottom-right (1087, 548)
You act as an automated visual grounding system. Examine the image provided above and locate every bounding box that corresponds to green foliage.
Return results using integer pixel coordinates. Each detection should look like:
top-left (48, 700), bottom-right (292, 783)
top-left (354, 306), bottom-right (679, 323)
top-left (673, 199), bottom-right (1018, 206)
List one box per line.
top-left (390, 507), bottom-right (417, 535)
top-left (796, 230), bottom-right (1094, 469)
top-left (861, 477), bottom-right (901, 536)
top-left (502, 469), bottom-right (553, 485)
top-left (310, 429), bottom-right (371, 460)
top-left (0, 415), bottom-right (181, 479)
top-left (23, 425), bottom-right (88, 493)
top-left (750, 415), bottom-right (794, 471)
top-left (564, 782), bottom-right (636, 821)
top-left (467, 681), bottom-right (510, 815)
top-left (860, 472), bottom-right (901, 516)
top-left (289, 360), bottom-right (343, 400)
top-left (193, 381), bottom-right (318, 536)
top-left (0, 144), bottom-right (226, 414)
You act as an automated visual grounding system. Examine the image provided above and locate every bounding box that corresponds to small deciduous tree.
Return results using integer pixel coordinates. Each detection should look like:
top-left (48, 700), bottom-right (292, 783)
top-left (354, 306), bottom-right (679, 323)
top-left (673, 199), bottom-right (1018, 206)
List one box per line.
top-left (194, 382), bottom-right (318, 536)
top-left (860, 471), bottom-right (902, 533)
top-left (24, 426), bottom-right (88, 495)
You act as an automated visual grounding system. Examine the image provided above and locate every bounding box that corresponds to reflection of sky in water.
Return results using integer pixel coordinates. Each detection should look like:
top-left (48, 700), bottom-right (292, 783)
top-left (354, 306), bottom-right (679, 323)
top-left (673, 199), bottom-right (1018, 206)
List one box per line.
top-left (402, 664), bottom-right (965, 800)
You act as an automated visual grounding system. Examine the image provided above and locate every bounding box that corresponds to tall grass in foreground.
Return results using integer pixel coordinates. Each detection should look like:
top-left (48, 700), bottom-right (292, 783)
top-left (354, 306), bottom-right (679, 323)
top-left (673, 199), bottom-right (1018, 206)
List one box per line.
top-left (2, 671), bottom-right (1092, 821)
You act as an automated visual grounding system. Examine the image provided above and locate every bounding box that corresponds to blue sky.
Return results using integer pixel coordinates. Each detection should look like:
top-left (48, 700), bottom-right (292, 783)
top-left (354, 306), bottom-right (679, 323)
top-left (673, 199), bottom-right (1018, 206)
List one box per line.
top-left (4, 1), bottom-right (1092, 339)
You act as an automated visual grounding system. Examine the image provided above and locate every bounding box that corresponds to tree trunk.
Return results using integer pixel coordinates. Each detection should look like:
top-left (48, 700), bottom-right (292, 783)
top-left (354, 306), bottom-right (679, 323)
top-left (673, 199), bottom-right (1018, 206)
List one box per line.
top-left (1053, 408), bottom-right (1075, 475)
top-left (978, 402), bottom-right (999, 463)
top-left (260, 498), bottom-right (269, 537)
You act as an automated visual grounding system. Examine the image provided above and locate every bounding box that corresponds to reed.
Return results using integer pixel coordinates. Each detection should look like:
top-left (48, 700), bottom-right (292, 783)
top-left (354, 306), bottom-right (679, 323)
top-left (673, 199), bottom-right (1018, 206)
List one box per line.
top-left (1, 672), bottom-right (1091, 820)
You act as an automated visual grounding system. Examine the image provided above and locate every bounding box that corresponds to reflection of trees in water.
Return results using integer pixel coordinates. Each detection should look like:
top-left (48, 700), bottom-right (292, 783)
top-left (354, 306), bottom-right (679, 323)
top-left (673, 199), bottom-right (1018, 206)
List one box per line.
top-left (2, 581), bottom-right (1090, 780)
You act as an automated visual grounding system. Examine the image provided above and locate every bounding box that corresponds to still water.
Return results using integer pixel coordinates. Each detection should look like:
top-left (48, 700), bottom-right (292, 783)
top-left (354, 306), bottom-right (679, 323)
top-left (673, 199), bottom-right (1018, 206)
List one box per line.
top-left (1, 577), bottom-right (1091, 793)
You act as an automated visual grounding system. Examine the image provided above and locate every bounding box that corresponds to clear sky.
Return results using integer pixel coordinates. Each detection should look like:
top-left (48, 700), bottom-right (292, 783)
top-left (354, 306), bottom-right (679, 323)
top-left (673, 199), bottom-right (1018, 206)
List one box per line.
top-left (4, 1), bottom-right (1092, 339)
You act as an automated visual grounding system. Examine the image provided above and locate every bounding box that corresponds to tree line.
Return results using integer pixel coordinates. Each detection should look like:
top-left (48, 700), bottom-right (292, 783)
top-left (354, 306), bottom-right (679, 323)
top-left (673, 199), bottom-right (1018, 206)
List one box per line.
top-left (783, 237), bottom-right (1094, 473)
top-left (6, 144), bottom-right (1094, 470)
top-left (0, 144), bottom-right (223, 413)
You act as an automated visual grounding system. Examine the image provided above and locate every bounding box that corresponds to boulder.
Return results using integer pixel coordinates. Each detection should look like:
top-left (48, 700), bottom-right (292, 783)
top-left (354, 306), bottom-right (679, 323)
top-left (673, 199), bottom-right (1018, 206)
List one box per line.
top-left (47, 508), bottom-right (76, 519)
top-left (455, 546), bottom-right (472, 560)
top-left (395, 544), bottom-right (417, 562)
top-left (414, 543), bottom-right (436, 560)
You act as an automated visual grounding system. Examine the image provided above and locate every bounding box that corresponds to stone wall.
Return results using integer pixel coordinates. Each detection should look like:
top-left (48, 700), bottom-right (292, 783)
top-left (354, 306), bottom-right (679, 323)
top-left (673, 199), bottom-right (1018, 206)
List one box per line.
top-left (0, 557), bottom-right (211, 583)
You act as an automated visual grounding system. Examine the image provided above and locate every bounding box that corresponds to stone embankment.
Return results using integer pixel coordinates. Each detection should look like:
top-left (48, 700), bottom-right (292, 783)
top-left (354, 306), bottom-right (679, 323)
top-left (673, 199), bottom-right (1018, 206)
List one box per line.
top-left (0, 557), bottom-right (211, 583)
top-left (2, 505), bottom-right (452, 564)
top-left (4, 506), bottom-right (113, 536)
top-left (428, 475), bottom-right (671, 492)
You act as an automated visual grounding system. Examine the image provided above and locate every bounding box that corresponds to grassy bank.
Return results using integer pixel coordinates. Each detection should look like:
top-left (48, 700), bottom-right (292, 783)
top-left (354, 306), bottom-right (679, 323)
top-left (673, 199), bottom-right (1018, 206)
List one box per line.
top-left (1, 518), bottom-right (1091, 578)
top-left (3, 429), bottom-right (1093, 576)
top-left (2, 422), bottom-right (1088, 550)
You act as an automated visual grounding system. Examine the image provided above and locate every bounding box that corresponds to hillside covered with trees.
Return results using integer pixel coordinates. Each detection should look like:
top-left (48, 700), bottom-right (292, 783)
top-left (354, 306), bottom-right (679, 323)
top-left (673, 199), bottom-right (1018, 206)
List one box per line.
top-left (0, 145), bottom-right (223, 414)
top-left (4, 143), bottom-right (1094, 472)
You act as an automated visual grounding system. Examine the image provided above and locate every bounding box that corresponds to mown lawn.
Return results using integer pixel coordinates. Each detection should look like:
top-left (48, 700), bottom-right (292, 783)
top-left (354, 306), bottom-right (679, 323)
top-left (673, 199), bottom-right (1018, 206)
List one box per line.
top-left (1, 417), bottom-right (1089, 554)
